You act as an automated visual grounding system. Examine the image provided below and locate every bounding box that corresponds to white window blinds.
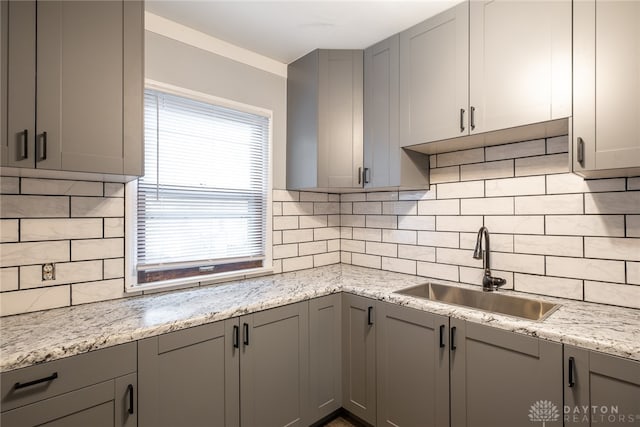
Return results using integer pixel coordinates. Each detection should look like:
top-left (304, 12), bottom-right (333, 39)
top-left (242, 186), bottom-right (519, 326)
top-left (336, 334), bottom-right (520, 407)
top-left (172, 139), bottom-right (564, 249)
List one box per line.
top-left (137, 89), bottom-right (269, 283)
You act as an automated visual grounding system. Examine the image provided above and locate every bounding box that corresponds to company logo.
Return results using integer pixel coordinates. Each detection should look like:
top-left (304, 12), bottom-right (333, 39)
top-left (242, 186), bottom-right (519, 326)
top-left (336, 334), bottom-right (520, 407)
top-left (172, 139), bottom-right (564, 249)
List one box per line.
top-left (529, 400), bottom-right (561, 426)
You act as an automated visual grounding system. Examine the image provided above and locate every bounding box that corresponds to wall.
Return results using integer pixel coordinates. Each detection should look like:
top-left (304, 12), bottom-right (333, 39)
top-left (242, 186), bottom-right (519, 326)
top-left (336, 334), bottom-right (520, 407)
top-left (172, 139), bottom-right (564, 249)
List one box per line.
top-left (340, 135), bottom-right (640, 309)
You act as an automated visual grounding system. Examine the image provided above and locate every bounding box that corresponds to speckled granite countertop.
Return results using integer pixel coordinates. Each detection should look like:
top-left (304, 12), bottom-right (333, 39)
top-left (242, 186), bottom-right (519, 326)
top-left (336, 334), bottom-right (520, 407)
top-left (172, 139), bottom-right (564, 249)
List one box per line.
top-left (1, 264), bottom-right (639, 372)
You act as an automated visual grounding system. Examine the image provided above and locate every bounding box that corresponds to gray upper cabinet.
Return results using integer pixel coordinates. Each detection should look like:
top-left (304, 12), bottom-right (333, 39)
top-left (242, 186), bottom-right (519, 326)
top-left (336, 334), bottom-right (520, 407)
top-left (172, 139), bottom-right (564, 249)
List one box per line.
top-left (364, 35), bottom-right (429, 189)
top-left (376, 301), bottom-right (449, 427)
top-left (138, 320), bottom-right (240, 427)
top-left (1, 343), bottom-right (137, 427)
top-left (469, 0), bottom-right (571, 135)
top-left (564, 346), bottom-right (640, 426)
top-left (450, 319), bottom-right (563, 427)
top-left (399, 0), bottom-right (571, 149)
top-left (399, 2), bottom-right (469, 147)
top-left (572, 0), bottom-right (640, 178)
top-left (240, 302), bottom-right (309, 427)
top-left (1, 0), bottom-right (143, 177)
top-left (308, 294), bottom-right (342, 423)
top-left (342, 293), bottom-right (376, 425)
top-left (287, 49), bottom-right (363, 190)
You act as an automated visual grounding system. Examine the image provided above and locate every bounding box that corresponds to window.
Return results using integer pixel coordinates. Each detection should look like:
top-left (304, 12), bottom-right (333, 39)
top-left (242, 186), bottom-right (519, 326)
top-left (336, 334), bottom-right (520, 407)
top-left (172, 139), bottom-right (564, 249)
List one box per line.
top-left (127, 85), bottom-right (271, 289)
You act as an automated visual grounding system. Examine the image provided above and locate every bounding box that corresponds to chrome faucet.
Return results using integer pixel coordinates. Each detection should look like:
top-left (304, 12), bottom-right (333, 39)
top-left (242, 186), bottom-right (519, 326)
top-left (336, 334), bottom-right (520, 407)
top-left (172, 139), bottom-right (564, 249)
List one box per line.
top-left (473, 227), bottom-right (507, 292)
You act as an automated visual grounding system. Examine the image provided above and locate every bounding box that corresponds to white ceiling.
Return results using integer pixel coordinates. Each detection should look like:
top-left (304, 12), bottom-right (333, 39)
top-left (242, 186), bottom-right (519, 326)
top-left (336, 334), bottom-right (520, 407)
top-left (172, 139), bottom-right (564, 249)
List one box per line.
top-left (145, 1), bottom-right (461, 64)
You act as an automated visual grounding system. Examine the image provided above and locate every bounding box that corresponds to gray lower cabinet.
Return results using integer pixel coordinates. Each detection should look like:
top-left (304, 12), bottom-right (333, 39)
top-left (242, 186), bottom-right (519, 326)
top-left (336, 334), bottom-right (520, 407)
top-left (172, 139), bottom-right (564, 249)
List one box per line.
top-left (138, 320), bottom-right (239, 427)
top-left (342, 293), bottom-right (376, 425)
top-left (240, 301), bottom-right (310, 427)
top-left (1, 0), bottom-right (143, 177)
top-left (309, 294), bottom-right (342, 423)
top-left (376, 301), bottom-right (449, 427)
top-left (450, 318), bottom-right (563, 427)
top-left (0, 343), bottom-right (137, 427)
top-left (565, 346), bottom-right (640, 426)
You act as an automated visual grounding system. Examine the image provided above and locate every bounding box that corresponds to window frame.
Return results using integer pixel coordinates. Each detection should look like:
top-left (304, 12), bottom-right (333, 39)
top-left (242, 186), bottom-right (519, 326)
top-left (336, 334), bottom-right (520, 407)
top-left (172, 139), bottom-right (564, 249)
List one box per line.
top-left (125, 80), bottom-right (273, 292)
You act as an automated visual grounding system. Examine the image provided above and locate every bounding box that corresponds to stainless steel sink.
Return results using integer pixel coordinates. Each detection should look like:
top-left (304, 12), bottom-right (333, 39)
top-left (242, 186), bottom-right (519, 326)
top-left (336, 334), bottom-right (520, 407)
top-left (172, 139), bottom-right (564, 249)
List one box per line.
top-left (395, 283), bottom-right (560, 321)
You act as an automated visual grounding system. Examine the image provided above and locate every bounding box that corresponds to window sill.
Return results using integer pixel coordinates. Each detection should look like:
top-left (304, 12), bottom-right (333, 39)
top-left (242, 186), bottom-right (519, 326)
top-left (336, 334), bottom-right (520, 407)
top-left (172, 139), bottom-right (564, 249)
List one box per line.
top-left (126, 266), bottom-right (274, 294)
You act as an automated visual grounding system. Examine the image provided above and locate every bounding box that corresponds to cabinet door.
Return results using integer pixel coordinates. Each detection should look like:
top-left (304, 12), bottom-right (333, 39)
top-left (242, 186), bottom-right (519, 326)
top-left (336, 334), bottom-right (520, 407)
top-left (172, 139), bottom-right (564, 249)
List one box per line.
top-left (469, 0), bottom-right (571, 135)
top-left (0, 377), bottom-right (135, 427)
top-left (138, 320), bottom-right (240, 427)
top-left (450, 319), bottom-right (562, 427)
top-left (309, 294), bottom-right (342, 423)
top-left (341, 293), bottom-right (376, 425)
top-left (36, 0), bottom-right (143, 174)
top-left (318, 50), bottom-right (364, 188)
top-left (399, 2), bottom-right (468, 147)
top-left (565, 346), bottom-right (640, 426)
top-left (573, 0), bottom-right (640, 173)
top-left (376, 302), bottom-right (449, 427)
top-left (364, 36), bottom-right (398, 188)
top-left (241, 302), bottom-right (309, 427)
top-left (2, 0), bottom-right (36, 168)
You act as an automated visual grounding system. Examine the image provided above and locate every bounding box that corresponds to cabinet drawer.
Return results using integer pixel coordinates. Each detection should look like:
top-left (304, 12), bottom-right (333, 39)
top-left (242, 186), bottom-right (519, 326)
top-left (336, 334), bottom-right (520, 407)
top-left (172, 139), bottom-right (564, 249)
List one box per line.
top-left (1, 342), bottom-right (136, 412)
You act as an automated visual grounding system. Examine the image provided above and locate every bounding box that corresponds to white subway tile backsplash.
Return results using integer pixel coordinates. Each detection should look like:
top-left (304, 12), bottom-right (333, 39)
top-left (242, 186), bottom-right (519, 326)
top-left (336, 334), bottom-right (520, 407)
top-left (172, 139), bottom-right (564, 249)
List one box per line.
top-left (314, 251), bottom-right (340, 267)
top-left (71, 238), bottom-right (123, 261)
top-left (546, 256), bottom-right (625, 283)
top-left (437, 181), bottom-right (484, 199)
top-left (314, 202), bottom-right (340, 215)
top-left (0, 286), bottom-right (70, 316)
top-left (299, 241), bottom-right (328, 256)
top-left (585, 192), bottom-right (640, 214)
top-left (399, 190), bottom-right (435, 201)
top-left (514, 235), bottom-right (583, 257)
top-left (273, 244), bottom-right (298, 259)
top-left (436, 216), bottom-right (483, 233)
top-left (300, 192), bottom-right (328, 202)
top-left (71, 197), bottom-right (124, 217)
top-left (515, 153), bottom-right (568, 177)
top-left (436, 148), bottom-right (484, 167)
top-left (382, 201), bottom-right (418, 215)
top-left (514, 194), bottom-right (583, 215)
top-left (342, 239), bottom-right (365, 253)
top-left (397, 215), bottom-right (435, 231)
top-left (381, 257), bottom-right (416, 275)
top-left (382, 229), bottom-right (417, 245)
top-left (353, 202), bottom-right (382, 215)
top-left (341, 227), bottom-right (353, 239)
top-left (352, 253), bottom-right (381, 269)
top-left (272, 202), bottom-right (283, 216)
top-left (484, 215), bottom-right (544, 235)
top-left (313, 227), bottom-right (340, 241)
top-left (397, 245), bottom-right (436, 262)
top-left (418, 199), bottom-right (460, 215)
top-left (545, 135), bottom-right (568, 154)
top-left (485, 139), bottom-right (545, 161)
top-left (485, 176), bottom-right (545, 197)
top-left (584, 281), bottom-right (640, 309)
top-left (273, 216), bottom-right (298, 230)
top-left (327, 240), bottom-right (340, 252)
top-left (514, 273), bottom-right (582, 300)
top-left (627, 216), bottom-right (640, 237)
top-left (341, 193), bottom-right (366, 202)
top-left (104, 218), bottom-right (125, 238)
top-left (20, 260), bottom-right (102, 289)
top-left (104, 258), bottom-right (124, 279)
top-left (461, 197), bottom-right (514, 215)
top-left (490, 252), bottom-right (545, 275)
top-left (1, 241), bottom-right (70, 268)
top-left (282, 202), bottom-right (314, 216)
top-left (629, 178), bottom-right (640, 191)
top-left (417, 231), bottom-right (459, 248)
top-left (21, 218), bottom-right (103, 241)
top-left (460, 232), bottom-right (513, 252)
top-left (272, 189), bottom-right (299, 202)
top-left (436, 248), bottom-right (482, 268)
top-left (340, 252), bottom-right (352, 264)
top-left (342, 215), bottom-right (366, 227)
top-left (430, 166), bottom-right (460, 184)
top-left (0, 177), bottom-right (20, 194)
top-left (584, 237), bottom-right (640, 261)
top-left (299, 215), bottom-right (328, 229)
top-left (352, 228), bottom-right (382, 242)
top-left (328, 215), bottom-right (340, 227)
top-left (366, 241), bottom-right (398, 257)
top-left (1, 220), bottom-right (19, 243)
top-left (417, 261), bottom-right (459, 281)
top-left (282, 229), bottom-right (314, 244)
top-left (22, 178), bottom-right (103, 196)
top-left (72, 279), bottom-right (126, 305)
top-left (104, 183), bottom-right (125, 198)
top-left (367, 192), bottom-right (399, 201)
top-left (460, 159), bottom-right (514, 181)
top-left (0, 268), bottom-right (19, 292)
top-left (365, 215), bottom-right (397, 229)
top-left (546, 215), bottom-right (625, 237)
top-left (628, 262), bottom-right (640, 285)
top-left (273, 231), bottom-right (282, 245)
top-left (1, 195), bottom-right (69, 218)
top-left (546, 173), bottom-right (626, 194)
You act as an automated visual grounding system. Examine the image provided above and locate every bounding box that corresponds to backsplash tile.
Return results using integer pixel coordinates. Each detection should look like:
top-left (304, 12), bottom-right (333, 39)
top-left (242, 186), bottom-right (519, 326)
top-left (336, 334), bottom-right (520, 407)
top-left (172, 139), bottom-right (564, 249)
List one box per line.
top-left (340, 136), bottom-right (640, 310)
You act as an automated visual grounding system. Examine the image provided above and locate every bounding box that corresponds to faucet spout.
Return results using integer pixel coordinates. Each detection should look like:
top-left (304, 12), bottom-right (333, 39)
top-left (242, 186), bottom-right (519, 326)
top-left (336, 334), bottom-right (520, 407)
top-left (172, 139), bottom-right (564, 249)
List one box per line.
top-left (473, 227), bottom-right (506, 291)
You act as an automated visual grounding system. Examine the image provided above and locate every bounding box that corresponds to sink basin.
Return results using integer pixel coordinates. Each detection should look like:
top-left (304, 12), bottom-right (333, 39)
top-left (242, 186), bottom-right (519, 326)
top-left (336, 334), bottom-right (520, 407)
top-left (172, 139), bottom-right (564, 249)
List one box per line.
top-left (395, 283), bottom-right (560, 321)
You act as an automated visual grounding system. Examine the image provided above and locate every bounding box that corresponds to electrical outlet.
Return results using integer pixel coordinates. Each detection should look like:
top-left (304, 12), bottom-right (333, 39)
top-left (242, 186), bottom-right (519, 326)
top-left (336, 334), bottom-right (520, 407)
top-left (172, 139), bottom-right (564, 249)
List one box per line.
top-left (42, 263), bottom-right (56, 281)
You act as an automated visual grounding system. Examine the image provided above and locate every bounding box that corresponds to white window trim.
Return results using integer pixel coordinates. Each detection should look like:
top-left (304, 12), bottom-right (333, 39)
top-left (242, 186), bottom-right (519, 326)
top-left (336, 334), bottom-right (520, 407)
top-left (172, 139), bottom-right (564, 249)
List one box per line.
top-left (125, 80), bottom-right (273, 293)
